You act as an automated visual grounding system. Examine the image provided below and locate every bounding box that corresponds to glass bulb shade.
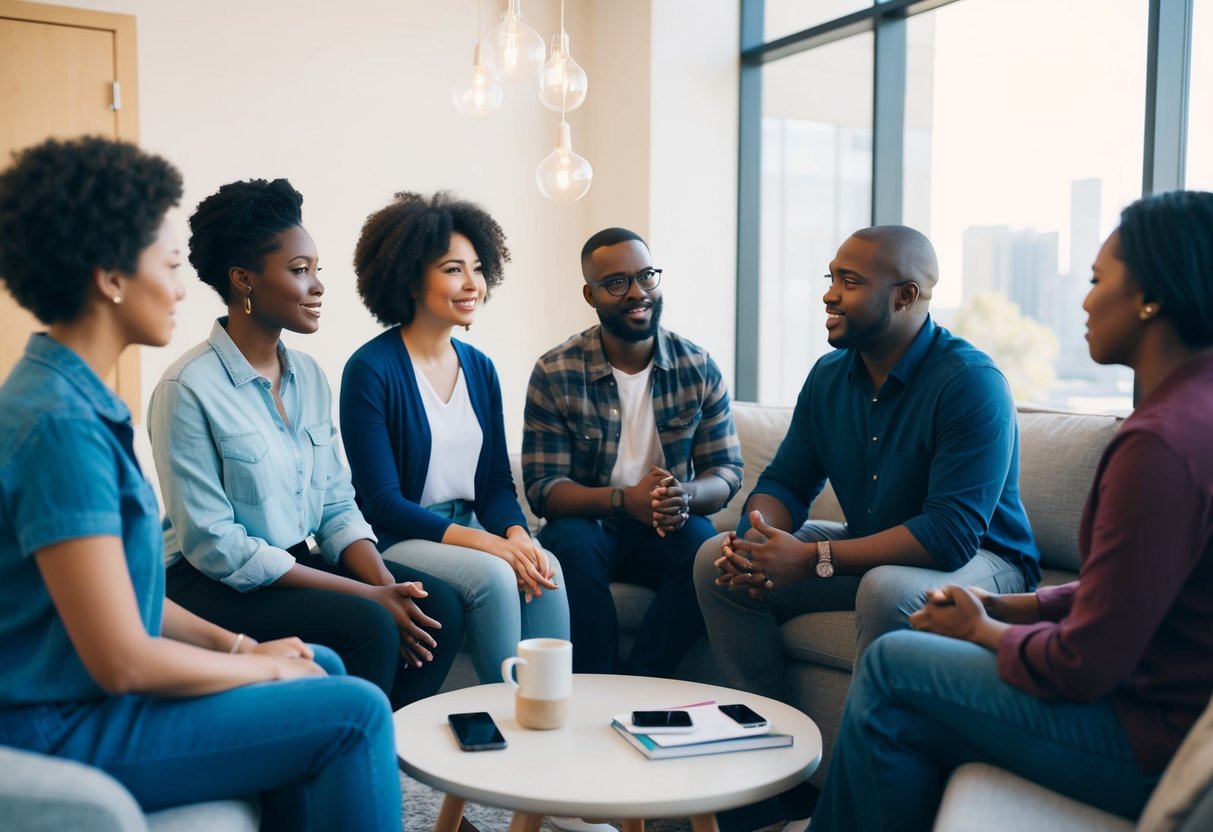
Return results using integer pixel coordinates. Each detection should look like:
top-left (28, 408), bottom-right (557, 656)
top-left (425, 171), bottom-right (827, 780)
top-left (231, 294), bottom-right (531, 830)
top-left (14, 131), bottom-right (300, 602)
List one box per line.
top-left (452, 46), bottom-right (503, 119)
top-left (537, 33), bottom-right (588, 112)
top-left (482, 2), bottom-right (545, 84)
top-left (536, 122), bottom-right (593, 203)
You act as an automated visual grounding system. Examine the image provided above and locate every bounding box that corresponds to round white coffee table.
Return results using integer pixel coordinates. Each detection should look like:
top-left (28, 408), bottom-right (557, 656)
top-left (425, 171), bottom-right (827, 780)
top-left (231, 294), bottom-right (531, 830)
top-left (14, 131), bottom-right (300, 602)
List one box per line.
top-left (394, 674), bottom-right (821, 832)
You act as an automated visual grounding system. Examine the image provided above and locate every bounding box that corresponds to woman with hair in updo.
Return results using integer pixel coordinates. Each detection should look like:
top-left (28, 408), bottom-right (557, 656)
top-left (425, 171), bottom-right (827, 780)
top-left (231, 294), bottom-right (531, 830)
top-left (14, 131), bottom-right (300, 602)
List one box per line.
top-left (813, 190), bottom-right (1213, 831)
top-left (0, 137), bottom-right (400, 829)
top-left (341, 191), bottom-right (569, 684)
top-left (148, 178), bottom-right (464, 710)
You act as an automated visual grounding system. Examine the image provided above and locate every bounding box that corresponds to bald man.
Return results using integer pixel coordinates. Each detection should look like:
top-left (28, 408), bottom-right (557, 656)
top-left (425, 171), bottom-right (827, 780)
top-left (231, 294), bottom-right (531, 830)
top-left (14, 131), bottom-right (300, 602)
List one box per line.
top-left (694, 225), bottom-right (1041, 702)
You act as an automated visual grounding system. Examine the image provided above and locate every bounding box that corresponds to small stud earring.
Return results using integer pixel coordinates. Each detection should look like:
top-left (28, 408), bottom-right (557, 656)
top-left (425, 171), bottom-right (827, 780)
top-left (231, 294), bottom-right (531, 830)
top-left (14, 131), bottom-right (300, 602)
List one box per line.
top-left (244, 289), bottom-right (253, 316)
top-left (464, 323), bottom-right (471, 331)
top-left (112, 294), bottom-right (122, 305)
top-left (1140, 305), bottom-right (1155, 320)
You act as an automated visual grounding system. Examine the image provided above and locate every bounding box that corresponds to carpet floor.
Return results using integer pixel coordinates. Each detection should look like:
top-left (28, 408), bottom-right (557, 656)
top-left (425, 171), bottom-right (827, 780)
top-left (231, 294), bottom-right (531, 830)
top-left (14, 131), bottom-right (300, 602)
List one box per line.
top-left (400, 772), bottom-right (789, 832)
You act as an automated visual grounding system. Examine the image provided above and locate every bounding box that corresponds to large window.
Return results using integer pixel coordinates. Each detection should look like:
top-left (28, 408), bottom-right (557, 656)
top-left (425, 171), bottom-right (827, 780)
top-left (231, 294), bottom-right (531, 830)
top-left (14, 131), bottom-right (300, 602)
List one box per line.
top-left (757, 35), bottom-right (872, 404)
top-left (739, 0), bottom-right (1203, 413)
top-left (1188, 0), bottom-right (1213, 188)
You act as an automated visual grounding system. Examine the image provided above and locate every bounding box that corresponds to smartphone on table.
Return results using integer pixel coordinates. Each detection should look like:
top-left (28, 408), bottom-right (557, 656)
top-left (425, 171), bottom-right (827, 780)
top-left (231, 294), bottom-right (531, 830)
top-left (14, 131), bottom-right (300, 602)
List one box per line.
top-left (718, 703), bottom-right (768, 729)
top-left (630, 709), bottom-right (696, 733)
top-left (448, 712), bottom-right (508, 751)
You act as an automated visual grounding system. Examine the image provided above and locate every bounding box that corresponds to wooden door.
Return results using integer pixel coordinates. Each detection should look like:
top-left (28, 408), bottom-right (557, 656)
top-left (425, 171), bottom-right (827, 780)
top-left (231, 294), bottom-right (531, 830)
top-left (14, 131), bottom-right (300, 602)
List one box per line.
top-left (0, 0), bottom-right (141, 414)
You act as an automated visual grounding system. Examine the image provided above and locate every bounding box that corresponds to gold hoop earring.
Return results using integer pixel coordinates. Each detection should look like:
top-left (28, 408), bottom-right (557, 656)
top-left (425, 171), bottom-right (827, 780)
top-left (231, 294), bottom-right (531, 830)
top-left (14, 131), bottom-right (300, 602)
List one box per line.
top-left (244, 289), bottom-right (253, 316)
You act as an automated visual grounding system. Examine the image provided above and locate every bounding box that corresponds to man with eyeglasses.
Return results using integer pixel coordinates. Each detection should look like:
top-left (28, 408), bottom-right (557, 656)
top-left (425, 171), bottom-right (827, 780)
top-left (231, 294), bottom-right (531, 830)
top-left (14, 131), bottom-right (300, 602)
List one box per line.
top-left (523, 227), bottom-right (743, 682)
top-left (693, 224), bottom-right (1040, 769)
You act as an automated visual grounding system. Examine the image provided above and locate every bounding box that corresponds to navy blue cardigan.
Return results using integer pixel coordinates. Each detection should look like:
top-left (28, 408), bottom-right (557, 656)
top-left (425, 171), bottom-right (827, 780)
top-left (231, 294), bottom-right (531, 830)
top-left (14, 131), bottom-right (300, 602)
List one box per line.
top-left (340, 328), bottom-right (528, 549)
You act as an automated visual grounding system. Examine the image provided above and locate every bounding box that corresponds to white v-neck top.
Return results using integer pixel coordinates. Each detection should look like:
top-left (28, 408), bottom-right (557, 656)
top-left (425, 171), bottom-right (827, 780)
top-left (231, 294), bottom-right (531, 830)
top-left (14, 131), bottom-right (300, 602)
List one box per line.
top-left (417, 368), bottom-right (482, 507)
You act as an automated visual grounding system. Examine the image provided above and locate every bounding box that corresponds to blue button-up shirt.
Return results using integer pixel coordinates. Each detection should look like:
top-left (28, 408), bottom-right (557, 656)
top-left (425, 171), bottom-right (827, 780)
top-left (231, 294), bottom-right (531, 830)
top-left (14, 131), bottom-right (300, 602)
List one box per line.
top-left (747, 318), bottom-right (1041, 585)
top-left (149, 319), bottom-right (374, 591)
top-left (0, 335), bottom-right (164, 705)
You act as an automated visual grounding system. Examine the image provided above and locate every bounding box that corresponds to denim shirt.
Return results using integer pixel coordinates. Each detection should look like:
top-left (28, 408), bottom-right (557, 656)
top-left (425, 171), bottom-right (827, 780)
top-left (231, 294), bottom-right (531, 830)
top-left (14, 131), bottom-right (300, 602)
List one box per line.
top-left (0, 335), bottom-right (164, 706)
top-left (149, 319), bottom-right (374, 591)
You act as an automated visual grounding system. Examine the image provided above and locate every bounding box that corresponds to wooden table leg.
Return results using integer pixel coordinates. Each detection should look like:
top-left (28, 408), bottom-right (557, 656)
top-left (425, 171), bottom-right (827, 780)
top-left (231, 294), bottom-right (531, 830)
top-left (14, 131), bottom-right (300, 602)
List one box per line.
top-left (433, 794), bottom-right (467, 832)
top-left (689, 814), bottom-right (720, 832)
top-left (507, 812), bottom-right (544, 832)
top-left (621, 819), bottom-right (645, 832)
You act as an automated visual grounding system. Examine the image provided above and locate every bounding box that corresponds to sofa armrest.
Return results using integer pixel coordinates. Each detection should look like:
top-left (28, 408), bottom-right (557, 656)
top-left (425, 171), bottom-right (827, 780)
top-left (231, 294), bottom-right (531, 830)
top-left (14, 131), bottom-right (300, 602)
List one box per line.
top-left (933, 762), bottom-right (1133, 832)
top-left (0, 745), bottom-right (147, 832)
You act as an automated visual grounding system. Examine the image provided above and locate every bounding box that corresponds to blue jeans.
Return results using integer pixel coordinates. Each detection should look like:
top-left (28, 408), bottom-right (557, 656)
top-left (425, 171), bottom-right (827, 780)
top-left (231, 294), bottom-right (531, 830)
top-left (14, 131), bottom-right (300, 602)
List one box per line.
top-left (539, 514), bottom-right (714, 676)
top-left (381, 500), bottom-right (570, 684)
top-left (0, 646), bottom-right (401, 831)
top-left (813, 631), bottom-right (1155, 831)
top-left (693, 521), bottom-right (1026, 699)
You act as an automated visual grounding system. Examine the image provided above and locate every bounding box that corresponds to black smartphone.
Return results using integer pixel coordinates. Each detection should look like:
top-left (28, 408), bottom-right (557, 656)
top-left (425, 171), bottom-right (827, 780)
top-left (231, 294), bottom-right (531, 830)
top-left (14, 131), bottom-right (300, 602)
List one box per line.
top-left (448, 712), bottom-right (508, 751)
top-left (718, 703), bottom-right (768, 728)
top-left (631, 709), bottom-right (694, 729)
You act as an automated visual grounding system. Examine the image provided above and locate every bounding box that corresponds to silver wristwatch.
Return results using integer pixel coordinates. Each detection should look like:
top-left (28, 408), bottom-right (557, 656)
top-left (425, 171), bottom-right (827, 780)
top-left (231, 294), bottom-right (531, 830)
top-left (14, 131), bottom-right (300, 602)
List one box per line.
top-left (815, 539), bottom-right (835, 578)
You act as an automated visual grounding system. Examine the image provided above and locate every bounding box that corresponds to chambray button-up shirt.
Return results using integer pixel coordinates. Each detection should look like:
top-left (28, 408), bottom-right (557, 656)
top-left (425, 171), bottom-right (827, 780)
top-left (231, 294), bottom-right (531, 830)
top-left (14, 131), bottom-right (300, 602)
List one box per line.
top-left (149, 319), bottom-right (374, 592)
top-left (0, 335), bottom-right (163, 705)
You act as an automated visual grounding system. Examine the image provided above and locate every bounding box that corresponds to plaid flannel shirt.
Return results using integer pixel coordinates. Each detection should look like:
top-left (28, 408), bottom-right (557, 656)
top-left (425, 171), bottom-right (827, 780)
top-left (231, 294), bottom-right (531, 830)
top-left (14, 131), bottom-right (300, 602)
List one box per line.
top-left (522, 325), bottom-right (743, 517)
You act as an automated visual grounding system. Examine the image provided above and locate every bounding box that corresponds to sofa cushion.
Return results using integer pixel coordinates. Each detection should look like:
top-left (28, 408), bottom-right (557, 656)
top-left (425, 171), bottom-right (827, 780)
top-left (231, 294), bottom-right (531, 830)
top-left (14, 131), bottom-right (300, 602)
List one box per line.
top-left (1015, 407), bottom-right (1123, 573)
top-left (1137, 693), bottom-right (1213, 832)
top-left (933, 762), bottom-right (1134, 832)
top-left (781, 611), bottom-right (857, 672)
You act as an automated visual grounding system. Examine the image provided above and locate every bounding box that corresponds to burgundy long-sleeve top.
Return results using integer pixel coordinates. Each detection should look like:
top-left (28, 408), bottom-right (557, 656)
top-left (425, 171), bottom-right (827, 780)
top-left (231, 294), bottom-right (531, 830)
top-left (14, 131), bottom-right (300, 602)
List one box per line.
top-left (998, 354), bottom-right (1213, 775)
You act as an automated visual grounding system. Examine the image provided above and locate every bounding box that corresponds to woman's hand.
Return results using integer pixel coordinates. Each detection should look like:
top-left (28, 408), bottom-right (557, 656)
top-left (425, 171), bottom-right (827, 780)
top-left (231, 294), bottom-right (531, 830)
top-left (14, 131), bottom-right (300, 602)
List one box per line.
top-left (485, 528), bottom-right (559, 602)
top-left (247, 636), bottom-right (314, 661)
top-left (367, 582), bottom-right (442, 667)
top-left (971, 587), bottom-right (1043, 624)
top-left (909, 585), bottom-right (1009, 649)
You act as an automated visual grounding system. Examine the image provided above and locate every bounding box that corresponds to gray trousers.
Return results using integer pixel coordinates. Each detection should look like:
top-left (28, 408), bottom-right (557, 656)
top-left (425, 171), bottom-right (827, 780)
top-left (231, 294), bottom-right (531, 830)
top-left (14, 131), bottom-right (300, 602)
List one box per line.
top-left (692, 521), bottom-right (1027, 700)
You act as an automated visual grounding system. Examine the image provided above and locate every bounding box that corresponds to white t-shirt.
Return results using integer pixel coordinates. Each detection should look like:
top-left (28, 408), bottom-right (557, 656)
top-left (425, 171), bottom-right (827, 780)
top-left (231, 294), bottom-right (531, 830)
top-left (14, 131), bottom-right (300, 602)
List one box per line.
top-left (416, 368), bottom-right (483, 507)
top-left (608, 361), bottom-right (664, 488)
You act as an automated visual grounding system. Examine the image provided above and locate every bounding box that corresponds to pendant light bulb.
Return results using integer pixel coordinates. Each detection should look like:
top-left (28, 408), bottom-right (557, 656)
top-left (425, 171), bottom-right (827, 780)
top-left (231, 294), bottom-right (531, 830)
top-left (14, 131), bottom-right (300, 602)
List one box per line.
top-left (482, 0), bottom-right (545, 84)
top-left (538, 32), bottom-right (587, 112)
top-left (453, 44), bottom-right (504, 119)
top-left (536, 122), bottom-right (592, 203)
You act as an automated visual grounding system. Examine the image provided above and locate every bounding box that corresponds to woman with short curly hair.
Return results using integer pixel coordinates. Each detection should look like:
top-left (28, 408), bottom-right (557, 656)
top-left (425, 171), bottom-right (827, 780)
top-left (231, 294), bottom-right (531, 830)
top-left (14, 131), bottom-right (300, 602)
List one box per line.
top-left (0, 136), bottom-right (400, 829)
top-left (148, 178), bottom-right (465, 711)
top-left (342, 191), bottom-right (569, 684)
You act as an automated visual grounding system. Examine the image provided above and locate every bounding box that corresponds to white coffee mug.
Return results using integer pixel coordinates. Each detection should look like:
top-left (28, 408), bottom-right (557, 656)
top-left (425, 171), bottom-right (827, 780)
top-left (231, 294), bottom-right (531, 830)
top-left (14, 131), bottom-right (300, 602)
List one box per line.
top-left (501, 638), bottom-right (573, 730)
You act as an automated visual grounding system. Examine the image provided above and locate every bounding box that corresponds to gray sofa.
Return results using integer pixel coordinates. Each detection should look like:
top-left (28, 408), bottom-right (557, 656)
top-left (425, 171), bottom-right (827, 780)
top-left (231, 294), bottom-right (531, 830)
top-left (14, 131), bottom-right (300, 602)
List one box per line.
top-left (473, 402), bottom-right (1124, 787)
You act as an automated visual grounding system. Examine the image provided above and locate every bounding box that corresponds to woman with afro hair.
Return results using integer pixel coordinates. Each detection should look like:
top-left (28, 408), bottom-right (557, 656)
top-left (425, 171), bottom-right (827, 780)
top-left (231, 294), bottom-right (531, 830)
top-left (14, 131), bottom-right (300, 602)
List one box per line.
top-left (0, 137), bottom-right (400, 829)
top-left (148, 178), bottom-right (464, 711)
top-left (341, 191), bottom-right (569, 684)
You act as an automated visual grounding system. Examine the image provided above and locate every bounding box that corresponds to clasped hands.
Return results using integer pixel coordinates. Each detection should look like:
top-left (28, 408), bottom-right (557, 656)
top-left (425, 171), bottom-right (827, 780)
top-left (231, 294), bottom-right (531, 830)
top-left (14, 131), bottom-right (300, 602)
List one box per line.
top-left (622, 465), bottom-right (691, 537)
top-left (714, 510), bottom-right (814, 599)
top-left (908, 585), bottom-right (1029, 649)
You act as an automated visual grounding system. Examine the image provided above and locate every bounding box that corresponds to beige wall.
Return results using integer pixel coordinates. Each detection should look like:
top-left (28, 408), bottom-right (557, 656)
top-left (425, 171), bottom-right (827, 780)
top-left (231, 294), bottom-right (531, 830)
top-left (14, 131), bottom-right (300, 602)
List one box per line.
top-left (15, 0), bottom-right (738, 468)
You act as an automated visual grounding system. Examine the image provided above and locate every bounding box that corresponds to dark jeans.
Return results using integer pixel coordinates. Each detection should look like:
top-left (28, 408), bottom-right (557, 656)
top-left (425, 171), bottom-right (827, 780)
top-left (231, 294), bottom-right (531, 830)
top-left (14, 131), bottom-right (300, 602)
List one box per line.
top-left (166, 550), bottom-right (464, 709)
top-left (538, 514), bottom-right (714, 677)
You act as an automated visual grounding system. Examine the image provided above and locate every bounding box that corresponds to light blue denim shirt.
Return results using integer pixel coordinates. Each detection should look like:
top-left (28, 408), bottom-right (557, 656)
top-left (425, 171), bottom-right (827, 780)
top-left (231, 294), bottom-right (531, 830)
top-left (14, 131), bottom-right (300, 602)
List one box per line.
top-left (149, 318), bottom-right (374, 591)
top-left (0, 335), bottom-right (164, 705)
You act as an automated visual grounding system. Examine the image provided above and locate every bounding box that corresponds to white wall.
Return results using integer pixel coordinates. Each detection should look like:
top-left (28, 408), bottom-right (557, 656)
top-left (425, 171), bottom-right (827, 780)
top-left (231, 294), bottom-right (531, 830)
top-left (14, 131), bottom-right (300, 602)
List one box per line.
top-left (21, 0), bottom-right (738, 463)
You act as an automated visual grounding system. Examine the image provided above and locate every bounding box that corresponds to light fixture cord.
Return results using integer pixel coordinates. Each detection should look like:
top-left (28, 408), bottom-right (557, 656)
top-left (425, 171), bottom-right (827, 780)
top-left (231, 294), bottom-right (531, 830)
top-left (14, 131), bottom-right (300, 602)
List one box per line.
top-left (478, 0), bottom-right (484, 44)
top-left (559, 0), bottom-right (567, 124)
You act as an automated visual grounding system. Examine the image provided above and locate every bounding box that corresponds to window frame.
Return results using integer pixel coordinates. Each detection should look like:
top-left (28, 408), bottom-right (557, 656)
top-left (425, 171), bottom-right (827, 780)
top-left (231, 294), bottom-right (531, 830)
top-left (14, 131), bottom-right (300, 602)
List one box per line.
top-left (735, 0), bottom-right (1196, 403)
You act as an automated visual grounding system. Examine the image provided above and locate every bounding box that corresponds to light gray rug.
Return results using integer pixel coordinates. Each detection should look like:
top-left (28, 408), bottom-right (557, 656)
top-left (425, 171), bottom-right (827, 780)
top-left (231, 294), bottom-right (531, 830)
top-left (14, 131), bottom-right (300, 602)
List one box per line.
top-left (401, 771), bottom-right (788, 832)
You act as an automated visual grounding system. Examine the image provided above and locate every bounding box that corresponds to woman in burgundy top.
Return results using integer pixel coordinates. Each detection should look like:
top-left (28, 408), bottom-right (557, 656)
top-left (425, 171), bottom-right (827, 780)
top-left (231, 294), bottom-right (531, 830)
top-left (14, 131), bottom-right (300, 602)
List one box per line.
top-left (813, 189), bottom-right (1213, 832)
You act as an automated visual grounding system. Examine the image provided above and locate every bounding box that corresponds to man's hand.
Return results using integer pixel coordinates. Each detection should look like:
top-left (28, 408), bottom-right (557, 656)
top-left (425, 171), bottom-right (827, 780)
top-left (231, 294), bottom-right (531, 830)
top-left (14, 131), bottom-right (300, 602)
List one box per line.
top-left (623, 466), bottom-right (672, 528)
top-left (368, 582), bottom-right (442, 667)
top-left (714, 530), bottom-right (773, 599)
top-left (651, 471), bottom-right (691, 537)
top-left (730, 511), bottom-right (814, 592)
top-left (971, 587), bottom-right (1042, 624)
top-left (908, 585), bottom-right (1008, 649)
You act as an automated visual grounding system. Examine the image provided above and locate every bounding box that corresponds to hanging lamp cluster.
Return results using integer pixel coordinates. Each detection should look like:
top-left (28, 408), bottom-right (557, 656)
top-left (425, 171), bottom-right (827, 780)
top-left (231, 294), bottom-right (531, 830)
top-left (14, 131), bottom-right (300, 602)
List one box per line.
top-left (452, 0), bottom-right (592, 203)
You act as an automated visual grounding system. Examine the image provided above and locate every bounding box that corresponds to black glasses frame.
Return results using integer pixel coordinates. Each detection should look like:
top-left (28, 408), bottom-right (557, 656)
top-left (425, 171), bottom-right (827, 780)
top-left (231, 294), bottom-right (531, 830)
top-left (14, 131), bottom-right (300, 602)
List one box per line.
top-left (591, 267), bottom-right (663, 297)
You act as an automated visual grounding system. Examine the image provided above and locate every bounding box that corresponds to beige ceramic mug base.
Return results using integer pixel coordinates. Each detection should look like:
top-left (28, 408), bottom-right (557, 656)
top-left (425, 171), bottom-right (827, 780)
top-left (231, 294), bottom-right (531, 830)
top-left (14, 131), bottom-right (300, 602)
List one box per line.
top-left (516, 694), bottom-right (570, 730)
